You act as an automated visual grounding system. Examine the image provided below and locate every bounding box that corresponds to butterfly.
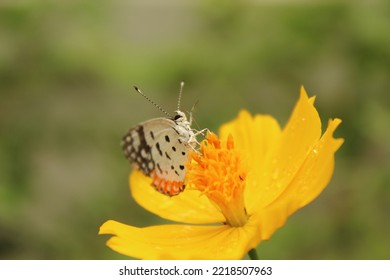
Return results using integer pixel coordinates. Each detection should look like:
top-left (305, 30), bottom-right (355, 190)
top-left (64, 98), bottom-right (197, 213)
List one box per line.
top-left (121, 82), bottom-right (201, 196)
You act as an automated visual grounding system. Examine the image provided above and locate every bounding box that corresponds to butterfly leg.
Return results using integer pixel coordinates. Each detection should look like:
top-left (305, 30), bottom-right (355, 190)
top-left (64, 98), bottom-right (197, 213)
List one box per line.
top-left (189, 128), bottom-right (210, 149)
top-left (193, 128), bottom-right (209, 138)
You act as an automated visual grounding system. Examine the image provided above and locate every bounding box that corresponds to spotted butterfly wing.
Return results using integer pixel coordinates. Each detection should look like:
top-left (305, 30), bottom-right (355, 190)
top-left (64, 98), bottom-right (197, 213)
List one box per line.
top-left (122, 113), bottom-right (195, 196)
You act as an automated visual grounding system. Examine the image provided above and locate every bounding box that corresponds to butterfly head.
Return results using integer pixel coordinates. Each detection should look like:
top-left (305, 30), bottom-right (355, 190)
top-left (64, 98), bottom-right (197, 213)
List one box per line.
top-left (173, 110), bottom-right (192, 127)
top-left (173, 110), bottom-right (186, 121)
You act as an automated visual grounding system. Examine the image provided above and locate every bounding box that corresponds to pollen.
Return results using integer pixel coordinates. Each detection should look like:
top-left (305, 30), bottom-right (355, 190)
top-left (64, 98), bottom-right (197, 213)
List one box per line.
top-left (186, 132), bottom-right (248, 227)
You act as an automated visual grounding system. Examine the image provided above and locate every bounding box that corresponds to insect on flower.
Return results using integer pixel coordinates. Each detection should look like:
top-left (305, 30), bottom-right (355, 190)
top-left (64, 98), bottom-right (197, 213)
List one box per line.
top-left (121, 82), bottom-right (204, 196)
top-left (100, 86), bottom-right (344, 260)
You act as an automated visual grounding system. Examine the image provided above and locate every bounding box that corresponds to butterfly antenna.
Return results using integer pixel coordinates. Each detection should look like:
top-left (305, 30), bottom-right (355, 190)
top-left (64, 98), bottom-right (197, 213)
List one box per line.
top-left (133, 86), bottom-right (172, 118)
top-left (177, 81), bottom-right (185, 111)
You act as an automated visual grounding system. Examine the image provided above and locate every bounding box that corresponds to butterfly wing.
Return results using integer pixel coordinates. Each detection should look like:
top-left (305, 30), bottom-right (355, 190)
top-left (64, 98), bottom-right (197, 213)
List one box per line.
top-left (122, 118), bottom-right (191, 196)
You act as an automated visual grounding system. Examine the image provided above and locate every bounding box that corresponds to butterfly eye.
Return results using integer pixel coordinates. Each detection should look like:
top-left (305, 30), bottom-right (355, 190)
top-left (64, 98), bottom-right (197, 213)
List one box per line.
top-left (174, 114), bottom-right (182, 121)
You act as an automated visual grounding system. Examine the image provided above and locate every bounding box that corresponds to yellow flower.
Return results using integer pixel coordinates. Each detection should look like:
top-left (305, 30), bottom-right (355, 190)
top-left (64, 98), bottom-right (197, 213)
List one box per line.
top-left (99, 86), bottom-right (344, 259)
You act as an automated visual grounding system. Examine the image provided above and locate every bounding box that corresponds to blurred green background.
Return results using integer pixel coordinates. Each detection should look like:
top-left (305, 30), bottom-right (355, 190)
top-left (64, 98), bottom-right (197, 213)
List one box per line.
top-left (1, 0), bottom-right (389, 259)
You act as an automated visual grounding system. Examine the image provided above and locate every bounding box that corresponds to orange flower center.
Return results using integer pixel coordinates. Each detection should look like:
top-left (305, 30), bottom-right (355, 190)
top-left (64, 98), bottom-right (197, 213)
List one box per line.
top-left (186, 132), bottom-right (248, 227)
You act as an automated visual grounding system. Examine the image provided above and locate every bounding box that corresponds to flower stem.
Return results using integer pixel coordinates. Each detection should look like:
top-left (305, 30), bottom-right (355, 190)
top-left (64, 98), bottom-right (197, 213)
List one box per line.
top-left (248, 248), bottom-right (259, 260)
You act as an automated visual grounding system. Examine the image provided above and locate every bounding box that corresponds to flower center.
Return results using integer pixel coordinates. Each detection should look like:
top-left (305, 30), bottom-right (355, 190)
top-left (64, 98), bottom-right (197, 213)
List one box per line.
top-left (186, 132), bottom-right (248, 227)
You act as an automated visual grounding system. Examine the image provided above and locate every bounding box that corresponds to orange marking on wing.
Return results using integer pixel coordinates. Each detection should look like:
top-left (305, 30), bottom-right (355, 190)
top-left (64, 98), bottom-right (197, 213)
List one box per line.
top-left (150, 170), bottom-right (185, 196)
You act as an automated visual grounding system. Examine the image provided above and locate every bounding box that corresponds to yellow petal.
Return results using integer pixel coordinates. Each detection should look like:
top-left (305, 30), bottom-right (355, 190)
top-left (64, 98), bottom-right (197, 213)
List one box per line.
top-left (247, 206), bottom-right (290, 243)
top-left (252, 86), bottom-right (323, 208)
top-left (99, 219), bottom-right (260, 260)
top-left (269, 118), bottom-right (344, 214)
top-left (219, 110), bottom-right (282, 214)
top-left (219, 110), bottom-right (282, 169)
top-left (130, 171), bottom-right (225, 224)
